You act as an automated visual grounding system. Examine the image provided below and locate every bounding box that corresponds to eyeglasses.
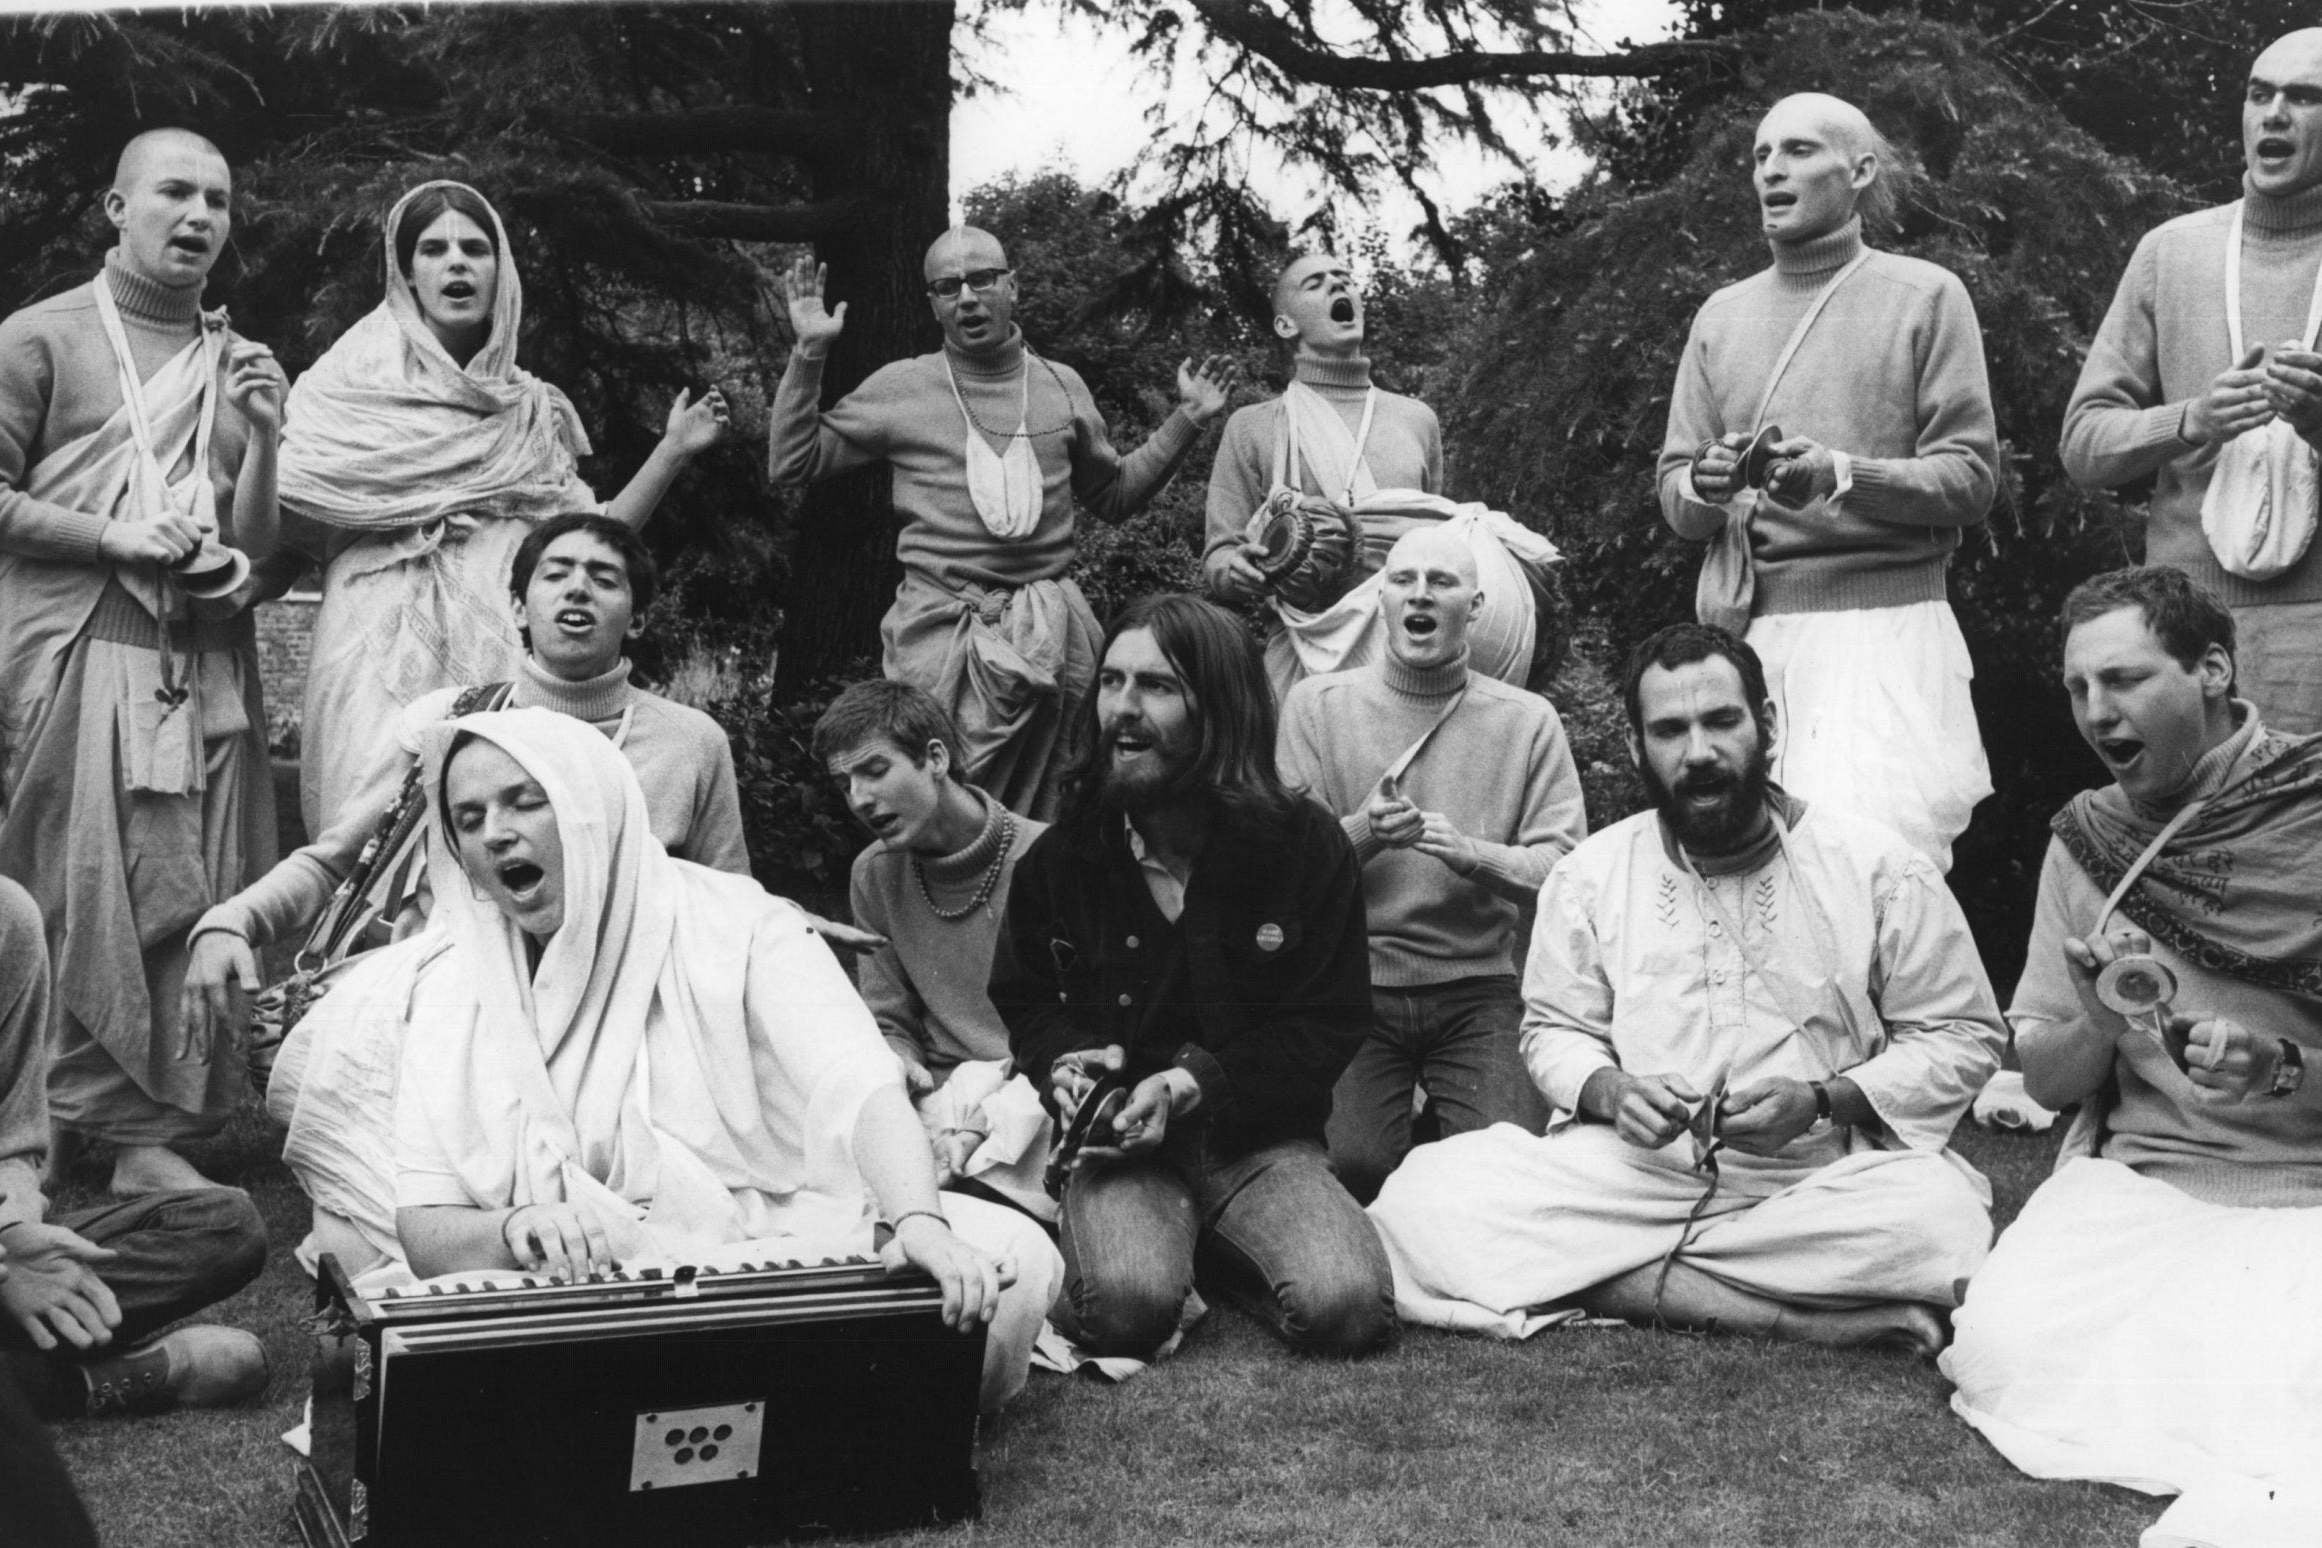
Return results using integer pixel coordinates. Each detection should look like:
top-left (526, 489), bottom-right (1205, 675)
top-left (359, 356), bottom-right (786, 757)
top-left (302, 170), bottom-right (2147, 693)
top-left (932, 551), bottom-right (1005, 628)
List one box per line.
top-left (926, 268), bottom-right (1011, 299)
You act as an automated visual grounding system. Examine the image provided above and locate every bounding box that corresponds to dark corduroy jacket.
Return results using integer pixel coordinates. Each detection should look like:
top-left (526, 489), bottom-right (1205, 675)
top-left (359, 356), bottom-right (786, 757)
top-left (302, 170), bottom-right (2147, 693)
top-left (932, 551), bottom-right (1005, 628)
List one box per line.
top-left (991, 794), bottom-right (1369, 1159)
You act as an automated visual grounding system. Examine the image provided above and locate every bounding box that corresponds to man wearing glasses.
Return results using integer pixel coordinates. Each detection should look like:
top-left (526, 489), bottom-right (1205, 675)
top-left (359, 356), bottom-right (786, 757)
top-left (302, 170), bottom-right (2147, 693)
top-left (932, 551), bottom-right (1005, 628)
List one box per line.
top-left (771, 229), bottom-right (1237, 819)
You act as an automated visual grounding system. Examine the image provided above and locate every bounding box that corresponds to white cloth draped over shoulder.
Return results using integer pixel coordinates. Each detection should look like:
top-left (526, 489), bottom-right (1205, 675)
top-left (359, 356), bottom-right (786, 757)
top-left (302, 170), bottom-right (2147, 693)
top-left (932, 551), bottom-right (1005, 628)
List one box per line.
top-left (285, 182), bottom-right (605, 837)
top-left (0, 305), bottom-right (219, 762)
top-left (277, 181), bottom-right (596, 534)
top-left (386, 709), bottom-right (895, 1261)
top-left (1258, 492), bottom-right (1559, 699)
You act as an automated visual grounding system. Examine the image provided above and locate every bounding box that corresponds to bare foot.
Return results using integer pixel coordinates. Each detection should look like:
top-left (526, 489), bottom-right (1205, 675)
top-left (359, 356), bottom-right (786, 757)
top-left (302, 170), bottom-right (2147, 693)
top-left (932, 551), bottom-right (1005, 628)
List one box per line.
top-left (109, 1144), bottom-right (216, 1197)
top-left (1782, 1300), bottom-right (1948, 1357)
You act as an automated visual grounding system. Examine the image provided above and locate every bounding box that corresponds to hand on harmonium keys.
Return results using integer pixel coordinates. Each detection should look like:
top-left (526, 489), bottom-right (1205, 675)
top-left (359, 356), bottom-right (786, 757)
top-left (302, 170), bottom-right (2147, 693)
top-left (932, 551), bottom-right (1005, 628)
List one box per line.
top-left (503, 1200), bottom-right (636, 1285)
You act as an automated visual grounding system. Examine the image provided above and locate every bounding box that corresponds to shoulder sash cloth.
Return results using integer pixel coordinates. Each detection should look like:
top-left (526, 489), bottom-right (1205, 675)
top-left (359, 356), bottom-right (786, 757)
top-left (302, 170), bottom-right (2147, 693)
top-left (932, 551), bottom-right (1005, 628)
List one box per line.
top-left (1695, 251), bottom-right (1871, 634)
top-left (2201, 201), bottom-right (2322, 581)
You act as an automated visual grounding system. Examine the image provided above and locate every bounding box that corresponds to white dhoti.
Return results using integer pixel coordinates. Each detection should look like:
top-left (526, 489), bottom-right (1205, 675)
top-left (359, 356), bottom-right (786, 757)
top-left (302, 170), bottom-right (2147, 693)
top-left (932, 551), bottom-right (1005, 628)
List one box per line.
top-left (1746, 599), bottom-right (1990, 872)
top-left (1369, 1121), bottom-right (1992, 1339)
top-left (1943, 1157), bottom-right (2322, 1497)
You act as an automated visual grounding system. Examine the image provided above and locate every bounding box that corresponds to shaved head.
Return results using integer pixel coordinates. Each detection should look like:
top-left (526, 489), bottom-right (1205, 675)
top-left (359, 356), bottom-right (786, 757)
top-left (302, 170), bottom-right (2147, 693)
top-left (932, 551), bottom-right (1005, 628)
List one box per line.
top-left (1762, 92), bottom-right (1876, 161)
top-left (923, 225), bottom-right (1006, 282)
top-left (1381, 523), bottom-right (1481, 670)
top-left (1384, 524), bottom-right (1478, 588)
top-left (1274, 253), bottom-right (1342, 316)
top-left (113, 128), bottom-right (225, 194)
top-left (2247, 30), bottom-right (2322, 198)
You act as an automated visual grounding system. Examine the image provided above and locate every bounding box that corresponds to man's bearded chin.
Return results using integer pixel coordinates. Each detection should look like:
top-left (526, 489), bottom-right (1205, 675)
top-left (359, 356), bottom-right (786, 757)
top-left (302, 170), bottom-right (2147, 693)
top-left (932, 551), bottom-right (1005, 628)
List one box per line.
top-left (1097, 720), bottom-right (1192, 813)
top-left (1644, 743), bottom-right (1774, 852)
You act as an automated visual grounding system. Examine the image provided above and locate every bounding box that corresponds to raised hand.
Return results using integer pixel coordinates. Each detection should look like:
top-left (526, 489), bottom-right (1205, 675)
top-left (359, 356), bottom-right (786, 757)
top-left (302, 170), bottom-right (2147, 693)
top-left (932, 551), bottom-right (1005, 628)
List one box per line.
top-left (660, 387), bottom-right (730, 458)
top-left (224, 340), bottom-right (286, 434)
top-left (782, 255), bottom-right (848, 356)
top-left (2183, 345), bottom-right (2275, 445)
top-left (1176, 353), bottom-right (1240, 425)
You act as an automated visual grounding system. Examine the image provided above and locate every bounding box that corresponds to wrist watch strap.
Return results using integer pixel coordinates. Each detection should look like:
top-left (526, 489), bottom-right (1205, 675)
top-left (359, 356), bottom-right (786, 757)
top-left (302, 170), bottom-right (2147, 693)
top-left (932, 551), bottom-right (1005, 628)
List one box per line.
top-left (2270, 1040), bottom-right (2306, 1098)
top-left (1810, 1081), bottom-right (1833, 1123)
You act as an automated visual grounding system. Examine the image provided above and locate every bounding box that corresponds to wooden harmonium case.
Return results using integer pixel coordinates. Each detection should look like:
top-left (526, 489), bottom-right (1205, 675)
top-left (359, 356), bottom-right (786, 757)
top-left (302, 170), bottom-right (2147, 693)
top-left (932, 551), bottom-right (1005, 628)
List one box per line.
top-left (295, 1252), bottom-right (985, 1547)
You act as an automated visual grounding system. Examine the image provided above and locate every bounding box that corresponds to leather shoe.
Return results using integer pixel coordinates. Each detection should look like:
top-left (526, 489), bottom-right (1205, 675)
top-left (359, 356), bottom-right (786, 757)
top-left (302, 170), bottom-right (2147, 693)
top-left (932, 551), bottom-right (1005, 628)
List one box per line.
top-left (82, 1325), bottom-right (268, 1417)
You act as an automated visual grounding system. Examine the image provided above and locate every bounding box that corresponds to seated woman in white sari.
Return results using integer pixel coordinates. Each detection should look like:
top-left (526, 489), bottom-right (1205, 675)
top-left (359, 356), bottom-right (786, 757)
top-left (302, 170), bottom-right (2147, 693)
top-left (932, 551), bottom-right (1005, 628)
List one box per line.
top-left (293, 708), bottom-right (1058, 1410)
top-left (281, 180), bottom-right (728, 837)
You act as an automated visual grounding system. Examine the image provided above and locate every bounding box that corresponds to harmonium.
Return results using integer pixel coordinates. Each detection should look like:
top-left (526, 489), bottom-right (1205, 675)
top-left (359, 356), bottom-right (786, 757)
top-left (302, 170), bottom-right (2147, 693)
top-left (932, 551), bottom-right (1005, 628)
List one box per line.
top-left (294, 1252), bottom-right (985, 1547)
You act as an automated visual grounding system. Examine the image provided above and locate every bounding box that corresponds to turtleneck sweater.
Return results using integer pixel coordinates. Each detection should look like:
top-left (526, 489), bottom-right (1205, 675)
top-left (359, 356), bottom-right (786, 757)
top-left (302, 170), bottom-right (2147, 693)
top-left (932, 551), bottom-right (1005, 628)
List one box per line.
top-left (1657, 216), bottom-right (2000, 615)
top-left (195, 652), bottom-right (747, 948)
top-left (847, 783), bottom-right (1049, 1078)
top-left (1278, 646), bottom-right (1587, 985)
top-left (769, 326), bottom-right (1204, 592)
top-left (2064, 177), bottom-right (2322, 606)
top-left (0, 249), bottom-right (257, 569)
top-left (1203, 350), bottom-right (1444, 586)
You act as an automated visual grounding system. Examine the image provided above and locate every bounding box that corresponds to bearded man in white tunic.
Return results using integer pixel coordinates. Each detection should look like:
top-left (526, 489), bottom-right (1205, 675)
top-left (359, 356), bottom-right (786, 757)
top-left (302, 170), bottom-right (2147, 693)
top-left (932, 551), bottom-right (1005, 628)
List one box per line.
top-left (0, 129), bottom-right (287, 1196)
top-left (1369, 623), bottom-right (2001, 1353)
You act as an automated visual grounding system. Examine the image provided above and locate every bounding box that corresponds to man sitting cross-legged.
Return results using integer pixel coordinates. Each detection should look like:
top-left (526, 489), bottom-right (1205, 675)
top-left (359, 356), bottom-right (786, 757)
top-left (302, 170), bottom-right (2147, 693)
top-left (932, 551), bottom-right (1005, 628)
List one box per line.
top-left (1277, 525), bottom-right (1586, 1202)
top-left (1370, 622), bottom-right (2002, 1349)
top-left (814, 680), bottom-right (1054, 1218)
top-left (0, 876), bottom-right (267, 1421)
top-left (183, 511), bottom-right (750, 1273)
top-left (1944, 567), bottom-right (2322, 1500)
top-left (991, 594), bottom-right (1394, 1359)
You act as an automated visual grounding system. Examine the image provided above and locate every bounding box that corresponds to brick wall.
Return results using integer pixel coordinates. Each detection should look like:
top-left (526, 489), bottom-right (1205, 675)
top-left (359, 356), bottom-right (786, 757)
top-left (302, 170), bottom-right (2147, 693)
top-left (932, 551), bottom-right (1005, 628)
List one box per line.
top-left (255, 591), bottom-right (319, 751)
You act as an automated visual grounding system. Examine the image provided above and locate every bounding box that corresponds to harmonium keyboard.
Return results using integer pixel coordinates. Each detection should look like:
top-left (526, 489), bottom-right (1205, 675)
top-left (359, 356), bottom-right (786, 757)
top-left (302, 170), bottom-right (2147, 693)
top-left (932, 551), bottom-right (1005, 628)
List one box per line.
top-left (293, 1252), bottom-right (984, 1547)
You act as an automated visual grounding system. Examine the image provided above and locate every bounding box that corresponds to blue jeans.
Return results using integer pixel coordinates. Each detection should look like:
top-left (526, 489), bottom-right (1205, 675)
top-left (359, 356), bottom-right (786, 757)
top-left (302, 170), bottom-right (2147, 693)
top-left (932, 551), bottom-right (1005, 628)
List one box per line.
top-left (1327, 975), bottom-right (1549, 1204)
top-left (0, 1187), bottom-right (268, 1417)
top-left (1054, 1131), bottom-right (1394, 1359)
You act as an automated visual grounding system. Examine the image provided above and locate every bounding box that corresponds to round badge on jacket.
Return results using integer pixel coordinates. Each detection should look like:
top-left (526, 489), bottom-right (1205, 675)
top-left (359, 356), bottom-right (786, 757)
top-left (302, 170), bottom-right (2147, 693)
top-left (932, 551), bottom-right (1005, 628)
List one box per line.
top-left (1255, 922), bottom-right (1285, 953)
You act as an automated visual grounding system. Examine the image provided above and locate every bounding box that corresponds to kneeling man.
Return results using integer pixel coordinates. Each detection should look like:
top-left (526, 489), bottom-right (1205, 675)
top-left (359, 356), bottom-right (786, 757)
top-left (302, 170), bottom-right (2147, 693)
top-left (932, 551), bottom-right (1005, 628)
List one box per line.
top-left (1278, 526), bottom-right (1586, 1201)
top-left (815, 680), bottom-right (1053, 1216)
top-left (1371, 622), bottom-right (2001, 1348)
top-left (1945, 568), bottom-right (2322, 1498)
top-left (992, 595), bottom-right (1393, 1358)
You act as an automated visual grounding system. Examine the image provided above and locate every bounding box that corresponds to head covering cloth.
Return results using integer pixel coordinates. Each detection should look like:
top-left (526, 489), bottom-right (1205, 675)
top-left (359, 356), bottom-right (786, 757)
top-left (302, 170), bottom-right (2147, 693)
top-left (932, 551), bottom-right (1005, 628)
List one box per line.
top-left (394, 709), bottom-right (889, 1256)
top-left (277, 180), bottom-right (598, 530)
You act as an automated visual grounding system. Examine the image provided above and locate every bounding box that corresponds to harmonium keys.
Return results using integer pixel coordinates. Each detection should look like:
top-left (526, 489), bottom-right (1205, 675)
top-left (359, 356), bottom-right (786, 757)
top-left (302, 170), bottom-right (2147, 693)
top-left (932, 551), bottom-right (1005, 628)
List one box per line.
top-left (294, 1253), bottom-right (985, 1547)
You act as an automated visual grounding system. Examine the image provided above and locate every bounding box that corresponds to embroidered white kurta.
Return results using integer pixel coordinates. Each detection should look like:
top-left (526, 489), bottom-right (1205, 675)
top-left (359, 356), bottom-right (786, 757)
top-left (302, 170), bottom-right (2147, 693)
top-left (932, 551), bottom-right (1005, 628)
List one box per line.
top-left (1368, 803), bottom-right (2004, 1336)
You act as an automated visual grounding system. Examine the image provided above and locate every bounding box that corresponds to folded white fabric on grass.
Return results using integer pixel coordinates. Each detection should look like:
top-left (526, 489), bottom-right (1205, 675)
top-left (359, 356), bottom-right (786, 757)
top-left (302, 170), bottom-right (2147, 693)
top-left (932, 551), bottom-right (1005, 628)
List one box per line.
top-left (1971, 1070), bottom-right (2059, 1132)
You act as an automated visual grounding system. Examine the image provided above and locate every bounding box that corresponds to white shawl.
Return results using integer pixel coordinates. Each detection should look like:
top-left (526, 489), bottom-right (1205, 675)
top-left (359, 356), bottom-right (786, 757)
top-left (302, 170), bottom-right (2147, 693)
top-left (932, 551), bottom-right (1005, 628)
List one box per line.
top-left (277, 181), bottom-right (600, 531)
top-left (391, 709), bottom-right (896, 1259)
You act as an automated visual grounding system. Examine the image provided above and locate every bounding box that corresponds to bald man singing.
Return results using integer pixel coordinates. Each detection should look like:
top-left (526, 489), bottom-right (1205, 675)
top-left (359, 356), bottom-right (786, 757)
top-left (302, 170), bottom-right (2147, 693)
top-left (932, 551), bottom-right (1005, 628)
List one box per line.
top-left (0, 128), bottom-right (288, 1196)
top-left (2064, 29), bottom-right (2322, 734)
top-left (1659, 93), bottom-right (1998, 871)
top-left (770, 230), bottom-right (1235, 819)
top-left (1277, 525), bottom-right (1586, 1202)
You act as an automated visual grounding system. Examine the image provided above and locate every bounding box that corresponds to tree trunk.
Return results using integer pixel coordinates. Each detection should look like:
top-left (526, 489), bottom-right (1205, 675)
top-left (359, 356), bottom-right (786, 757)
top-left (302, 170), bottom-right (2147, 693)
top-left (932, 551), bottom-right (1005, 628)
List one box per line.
top-left (775, 0), bottom-right (952, 693)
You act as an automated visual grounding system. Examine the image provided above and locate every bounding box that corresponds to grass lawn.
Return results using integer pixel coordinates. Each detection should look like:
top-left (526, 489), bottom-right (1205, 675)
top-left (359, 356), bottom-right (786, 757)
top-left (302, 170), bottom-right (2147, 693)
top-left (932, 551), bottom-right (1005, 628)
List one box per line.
top-left (43, 1114), bottom-right (2163, 1548)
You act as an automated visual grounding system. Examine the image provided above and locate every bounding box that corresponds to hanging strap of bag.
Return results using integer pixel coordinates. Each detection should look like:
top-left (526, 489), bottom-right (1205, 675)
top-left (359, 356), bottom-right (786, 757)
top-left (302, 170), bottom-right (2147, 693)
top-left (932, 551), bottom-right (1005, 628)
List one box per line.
top-left (292, 680), bottom-right (512, 972)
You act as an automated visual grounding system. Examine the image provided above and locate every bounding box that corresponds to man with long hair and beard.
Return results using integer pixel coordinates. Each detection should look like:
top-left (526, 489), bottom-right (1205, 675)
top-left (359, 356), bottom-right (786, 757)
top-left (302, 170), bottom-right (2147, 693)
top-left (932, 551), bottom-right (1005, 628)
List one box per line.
top-left (991, 594), bottom-right (1393, 1361)
top-left (1371, 623), bottom-right (2003, 1353)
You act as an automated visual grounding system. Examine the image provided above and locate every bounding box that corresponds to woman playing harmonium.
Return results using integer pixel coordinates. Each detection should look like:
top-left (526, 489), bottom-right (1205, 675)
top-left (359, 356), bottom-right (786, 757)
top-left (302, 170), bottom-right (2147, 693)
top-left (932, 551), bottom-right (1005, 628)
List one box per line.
top-left (288, 708), bottom-right (1058, 1409)
top-left (279, 180), bottom-right (729, 836)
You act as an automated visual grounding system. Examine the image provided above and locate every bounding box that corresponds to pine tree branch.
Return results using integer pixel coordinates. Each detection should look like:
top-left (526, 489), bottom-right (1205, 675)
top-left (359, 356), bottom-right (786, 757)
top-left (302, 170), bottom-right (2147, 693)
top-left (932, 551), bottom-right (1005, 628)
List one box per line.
top-left (1184, 0), bottom-right (1729, 88)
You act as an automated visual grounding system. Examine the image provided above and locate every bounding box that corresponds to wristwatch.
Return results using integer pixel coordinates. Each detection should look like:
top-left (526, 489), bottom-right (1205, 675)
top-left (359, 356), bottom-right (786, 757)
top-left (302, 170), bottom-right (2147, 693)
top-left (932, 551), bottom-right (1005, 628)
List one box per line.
top-left (2269, 1040), bottom-right (2306, 1099)
top-left (1810, 1081), bottom-right (1833, 1123)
